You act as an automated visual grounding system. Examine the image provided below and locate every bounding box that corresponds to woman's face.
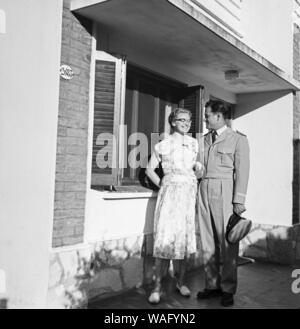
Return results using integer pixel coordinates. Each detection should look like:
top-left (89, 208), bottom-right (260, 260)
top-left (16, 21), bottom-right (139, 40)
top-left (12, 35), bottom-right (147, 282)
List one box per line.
top-left (172, 112), bottom-right (191, 135)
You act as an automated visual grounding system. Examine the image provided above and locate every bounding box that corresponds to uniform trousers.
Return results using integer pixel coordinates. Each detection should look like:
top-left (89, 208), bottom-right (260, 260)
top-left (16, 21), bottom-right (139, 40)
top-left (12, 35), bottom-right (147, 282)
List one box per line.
top-left (198, 178), bottom-right (239, 294)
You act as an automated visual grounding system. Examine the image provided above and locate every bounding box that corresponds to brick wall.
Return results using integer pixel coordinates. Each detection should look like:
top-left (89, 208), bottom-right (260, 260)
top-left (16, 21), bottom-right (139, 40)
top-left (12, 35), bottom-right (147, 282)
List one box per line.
top-left (293, 27), bottom-right (300, 225)
top-left (53, 0), bottom-right (92, 247)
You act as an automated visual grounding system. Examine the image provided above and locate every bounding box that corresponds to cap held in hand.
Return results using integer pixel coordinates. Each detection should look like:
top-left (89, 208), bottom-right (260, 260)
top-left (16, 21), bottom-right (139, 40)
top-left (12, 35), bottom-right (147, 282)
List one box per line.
top-left (225, 213), bottom-right (252, 244)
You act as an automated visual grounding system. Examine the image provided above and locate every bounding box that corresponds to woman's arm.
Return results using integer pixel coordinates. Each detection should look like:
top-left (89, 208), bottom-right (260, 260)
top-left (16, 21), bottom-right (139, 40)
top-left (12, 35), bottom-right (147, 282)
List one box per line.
top-left (146, 152), bottom-right (161, 188)
top-left (194, 139), bottom-right (204, 179)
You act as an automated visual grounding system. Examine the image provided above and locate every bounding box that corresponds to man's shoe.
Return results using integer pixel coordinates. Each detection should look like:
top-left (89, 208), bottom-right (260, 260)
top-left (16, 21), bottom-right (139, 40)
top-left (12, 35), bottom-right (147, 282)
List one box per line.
top-left (197, 288), bottom-right (222, 299)
top-left (221, 292), bottom-right (234, 307)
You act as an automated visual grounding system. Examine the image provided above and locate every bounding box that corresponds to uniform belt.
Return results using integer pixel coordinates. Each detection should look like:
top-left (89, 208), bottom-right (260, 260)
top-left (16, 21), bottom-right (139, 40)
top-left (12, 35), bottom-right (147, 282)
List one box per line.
top-left (204, 173), bottom-right (233, 180)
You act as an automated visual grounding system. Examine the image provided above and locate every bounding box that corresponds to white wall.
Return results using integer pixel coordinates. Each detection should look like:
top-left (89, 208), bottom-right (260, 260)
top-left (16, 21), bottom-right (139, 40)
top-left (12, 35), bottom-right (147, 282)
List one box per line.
top-left (189, 0), bottom-right (293, 74)
top-left (241, 0), bottom-right (294, 74)
top-left (0, 0), bottom-right (62, 308)
top-left (235, 92), bottom-right (293, 226)
top-left (235, 0), bottom-right (294, 226)
top-left (0, 8), bottom-right (5, 34)
top-left (187, 0), bottom-right (243, 37)
top-left (85, 191), bottom-right (157, 242)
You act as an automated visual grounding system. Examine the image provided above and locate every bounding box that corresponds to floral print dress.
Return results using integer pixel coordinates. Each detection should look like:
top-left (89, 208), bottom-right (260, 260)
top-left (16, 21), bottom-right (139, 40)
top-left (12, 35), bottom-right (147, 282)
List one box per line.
top-left (153, 134), bottom-right (198, 260)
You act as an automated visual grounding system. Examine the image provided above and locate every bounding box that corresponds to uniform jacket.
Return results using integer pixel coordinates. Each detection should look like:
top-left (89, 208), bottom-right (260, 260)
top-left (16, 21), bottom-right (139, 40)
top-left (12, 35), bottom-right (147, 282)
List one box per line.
top-left (202, 127), bottom-right (250, 204)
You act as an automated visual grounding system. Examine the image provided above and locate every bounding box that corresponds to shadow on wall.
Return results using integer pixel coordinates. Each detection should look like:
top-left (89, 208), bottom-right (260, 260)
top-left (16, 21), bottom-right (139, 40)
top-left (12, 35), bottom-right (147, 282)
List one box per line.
top-left (48, 235), bottom-right (145, 309)
top-left (47, 221), bottom-right (300, 308)
top-left (235, 90), bottom-right (291, 119)
top-left (240, 223), bottom-right (300, 266)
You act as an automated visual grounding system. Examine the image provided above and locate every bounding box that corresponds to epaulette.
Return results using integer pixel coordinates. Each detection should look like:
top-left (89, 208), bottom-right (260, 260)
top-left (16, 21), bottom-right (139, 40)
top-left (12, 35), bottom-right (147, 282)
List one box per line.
top-left (236, 130), bottom-right (247, 137)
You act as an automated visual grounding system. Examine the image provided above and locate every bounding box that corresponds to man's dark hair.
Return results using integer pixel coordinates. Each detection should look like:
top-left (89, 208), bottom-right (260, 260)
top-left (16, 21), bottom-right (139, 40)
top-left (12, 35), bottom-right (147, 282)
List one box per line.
top-left (205, 100), bottom-right (231, 120)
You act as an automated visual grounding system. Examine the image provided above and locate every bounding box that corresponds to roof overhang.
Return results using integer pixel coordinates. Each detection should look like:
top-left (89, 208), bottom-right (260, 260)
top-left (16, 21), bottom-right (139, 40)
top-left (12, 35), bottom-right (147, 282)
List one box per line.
top-left (71, 0), bottom-right (300, 94)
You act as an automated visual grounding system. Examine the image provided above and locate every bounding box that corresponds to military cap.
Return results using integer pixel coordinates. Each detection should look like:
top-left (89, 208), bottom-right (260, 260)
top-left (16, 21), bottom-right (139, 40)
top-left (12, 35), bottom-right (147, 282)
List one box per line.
top-left (225, 213), bottom-right (252, 244)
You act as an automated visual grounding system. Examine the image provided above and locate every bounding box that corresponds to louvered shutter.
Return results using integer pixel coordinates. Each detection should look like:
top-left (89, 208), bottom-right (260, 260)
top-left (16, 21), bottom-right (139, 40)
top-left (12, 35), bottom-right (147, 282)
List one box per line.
top-left (91, 51), bottom-right (126, 186)
top-left (177, 85), bottom-right (205, 164)
top-left (178, 85), bottom-right (204, 137)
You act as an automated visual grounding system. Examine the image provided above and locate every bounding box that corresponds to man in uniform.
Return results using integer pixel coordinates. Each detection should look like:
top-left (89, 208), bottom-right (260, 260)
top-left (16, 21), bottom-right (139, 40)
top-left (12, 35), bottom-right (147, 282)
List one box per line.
top-left (197, 100), bottom-right (250, 307)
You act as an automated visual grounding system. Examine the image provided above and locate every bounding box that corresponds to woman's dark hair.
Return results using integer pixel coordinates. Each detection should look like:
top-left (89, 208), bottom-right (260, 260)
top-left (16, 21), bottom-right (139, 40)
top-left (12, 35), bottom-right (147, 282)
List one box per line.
top-left (205, 100), bottom-right (231, 120)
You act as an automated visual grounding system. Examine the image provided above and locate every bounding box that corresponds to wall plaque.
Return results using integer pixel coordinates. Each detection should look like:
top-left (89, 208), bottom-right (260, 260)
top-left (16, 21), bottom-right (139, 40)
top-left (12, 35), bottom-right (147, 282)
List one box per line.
top-left (60, 64), bottom-right (74, 80)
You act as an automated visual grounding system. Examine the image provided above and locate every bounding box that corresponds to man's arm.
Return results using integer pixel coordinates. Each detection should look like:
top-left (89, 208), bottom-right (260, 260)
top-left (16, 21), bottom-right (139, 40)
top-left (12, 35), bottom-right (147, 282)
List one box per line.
top-left (233, 135), bottom-right (250, 208)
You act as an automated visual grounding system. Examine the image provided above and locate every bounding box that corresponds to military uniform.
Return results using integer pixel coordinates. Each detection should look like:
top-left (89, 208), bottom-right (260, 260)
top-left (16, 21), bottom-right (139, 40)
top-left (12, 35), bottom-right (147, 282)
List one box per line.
top-left (198, 127), bottom-right (250, 294)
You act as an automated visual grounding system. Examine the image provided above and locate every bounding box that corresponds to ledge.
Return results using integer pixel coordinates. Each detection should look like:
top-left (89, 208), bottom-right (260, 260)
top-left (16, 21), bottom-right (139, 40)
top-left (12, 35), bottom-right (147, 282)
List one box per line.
top-left (101, 191), bottom-right (157, 200)
top-left (168, 0), bottom-right (300, 91)
top-left (72, 0), bottom-right (300, 93)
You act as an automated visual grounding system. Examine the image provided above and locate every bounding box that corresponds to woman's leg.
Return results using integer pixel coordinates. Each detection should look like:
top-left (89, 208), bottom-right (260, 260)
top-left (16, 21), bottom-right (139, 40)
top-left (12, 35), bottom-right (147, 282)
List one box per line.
top-left (148, 258), bottom-right (169, 304)
top-left (153, 258), bottom-right (170, 291)
top-left (175, 258), bottom-right (191, 297)
top-left (177, 258), bottom-right (187, 287)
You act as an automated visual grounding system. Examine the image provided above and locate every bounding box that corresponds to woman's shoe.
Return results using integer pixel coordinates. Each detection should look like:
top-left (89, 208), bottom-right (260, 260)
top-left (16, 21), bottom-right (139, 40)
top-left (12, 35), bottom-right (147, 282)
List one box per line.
top-left (148, 291), bottom-right (162, 304)
top-left (176, 283), bottom-right (191, 297)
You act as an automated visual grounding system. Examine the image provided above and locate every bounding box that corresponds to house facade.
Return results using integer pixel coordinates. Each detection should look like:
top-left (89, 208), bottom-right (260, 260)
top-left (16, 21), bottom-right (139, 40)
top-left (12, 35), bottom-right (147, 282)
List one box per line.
top-left (1, 0), bottom-right (300, 308)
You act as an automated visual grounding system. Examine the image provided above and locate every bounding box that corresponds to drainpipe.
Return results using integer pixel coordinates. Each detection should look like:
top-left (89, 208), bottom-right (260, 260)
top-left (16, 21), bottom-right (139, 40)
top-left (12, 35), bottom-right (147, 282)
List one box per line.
top-left (0, 269), bottom-right (7, 309)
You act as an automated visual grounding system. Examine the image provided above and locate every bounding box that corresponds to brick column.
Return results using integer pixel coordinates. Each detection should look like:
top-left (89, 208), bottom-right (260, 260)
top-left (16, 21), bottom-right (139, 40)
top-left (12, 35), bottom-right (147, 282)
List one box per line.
top-left (53, 0), bottom-right (92, 247)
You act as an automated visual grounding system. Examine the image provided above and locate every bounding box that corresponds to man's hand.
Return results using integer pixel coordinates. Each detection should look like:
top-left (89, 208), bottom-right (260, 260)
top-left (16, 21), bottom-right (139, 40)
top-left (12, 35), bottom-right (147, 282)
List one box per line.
top-left (233, 203), bottom-right (246, 216)
top-left (194, 161), bottom-right (204, 179)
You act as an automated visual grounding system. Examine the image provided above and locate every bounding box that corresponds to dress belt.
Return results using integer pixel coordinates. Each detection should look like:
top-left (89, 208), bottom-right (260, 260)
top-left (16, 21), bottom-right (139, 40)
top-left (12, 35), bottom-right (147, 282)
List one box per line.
top-left (163, 173), bottom-right (197, 183)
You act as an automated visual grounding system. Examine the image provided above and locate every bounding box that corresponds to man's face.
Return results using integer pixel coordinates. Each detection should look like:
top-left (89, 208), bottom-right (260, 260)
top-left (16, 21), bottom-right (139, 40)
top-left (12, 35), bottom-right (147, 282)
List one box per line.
top-left (205, 107), bottom-right (220, 130)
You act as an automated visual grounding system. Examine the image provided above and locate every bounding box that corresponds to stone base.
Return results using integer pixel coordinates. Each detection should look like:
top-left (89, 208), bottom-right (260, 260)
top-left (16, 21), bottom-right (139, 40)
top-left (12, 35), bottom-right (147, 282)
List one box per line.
top-left (47, 224), bottom-right (300, 308)
top-left (47, 233), bottom-right (204, 308)
top-left (240, 223), bottom-right (300, 265)
top-left (47, 235), bottom-right (144, 309)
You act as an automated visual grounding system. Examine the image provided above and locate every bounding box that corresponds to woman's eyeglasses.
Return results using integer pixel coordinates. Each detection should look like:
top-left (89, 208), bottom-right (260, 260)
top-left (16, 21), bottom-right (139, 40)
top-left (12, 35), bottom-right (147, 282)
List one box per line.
top-left (175, 119), bottom-right (191, 124)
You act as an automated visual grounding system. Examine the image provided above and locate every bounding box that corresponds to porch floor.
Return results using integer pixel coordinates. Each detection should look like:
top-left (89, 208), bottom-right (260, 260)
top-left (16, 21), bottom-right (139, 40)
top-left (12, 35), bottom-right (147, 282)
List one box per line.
top-left (88, 261), bottom-right (300, 309)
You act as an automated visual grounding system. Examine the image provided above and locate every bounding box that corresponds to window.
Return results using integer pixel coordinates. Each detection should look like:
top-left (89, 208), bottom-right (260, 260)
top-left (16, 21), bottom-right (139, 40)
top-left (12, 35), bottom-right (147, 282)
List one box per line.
top-left (91, 52), bottom-right (204, 189)
top-left (122, 65), bottom-right (185, 185)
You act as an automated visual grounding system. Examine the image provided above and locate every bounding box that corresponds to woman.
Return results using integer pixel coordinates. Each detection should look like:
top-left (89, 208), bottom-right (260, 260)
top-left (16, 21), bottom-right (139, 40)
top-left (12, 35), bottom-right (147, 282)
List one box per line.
top-left (146, 108), bottom-right (202, 304)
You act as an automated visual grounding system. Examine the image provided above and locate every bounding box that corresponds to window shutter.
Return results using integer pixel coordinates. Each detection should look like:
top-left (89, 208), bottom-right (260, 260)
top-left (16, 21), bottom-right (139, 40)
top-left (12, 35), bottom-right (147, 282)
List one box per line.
top-left (91, 51), bottom-right (126, 186)
top-left (178, 85), bottom-right (205, 164)
top-left (178, 85), bottom-right (204, 137)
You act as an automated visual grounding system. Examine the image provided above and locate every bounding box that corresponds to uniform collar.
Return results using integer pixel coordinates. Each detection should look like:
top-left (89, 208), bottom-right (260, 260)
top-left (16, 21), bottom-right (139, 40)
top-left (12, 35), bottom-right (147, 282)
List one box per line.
top-left (216, 125), bottom-right (227, 136)
top-left (205, 127), bottom-right (232, 146)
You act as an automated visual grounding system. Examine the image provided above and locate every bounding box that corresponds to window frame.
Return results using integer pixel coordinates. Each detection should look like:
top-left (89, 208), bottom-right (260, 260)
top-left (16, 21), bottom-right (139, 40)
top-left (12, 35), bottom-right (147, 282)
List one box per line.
top-left (90, 58), bottom-right (203, 191)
